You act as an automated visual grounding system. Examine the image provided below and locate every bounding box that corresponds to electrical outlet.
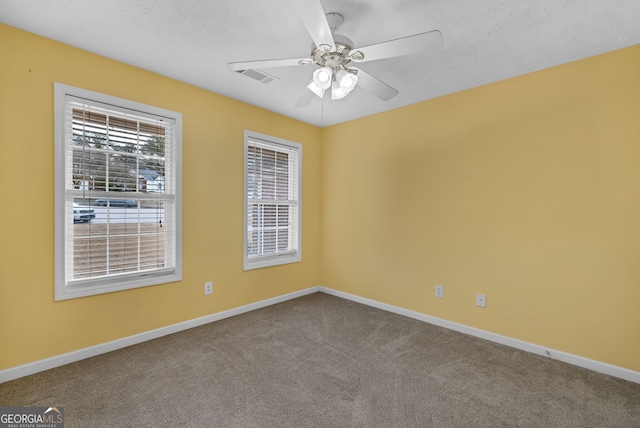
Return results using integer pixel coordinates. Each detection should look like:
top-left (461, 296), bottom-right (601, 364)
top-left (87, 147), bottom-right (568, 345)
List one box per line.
top-left (204, 282), bottom-right (213, 295)
top-left (435, 285), bottom-right (444, 298)
top-left (476, 293), bottom-right (486, 308)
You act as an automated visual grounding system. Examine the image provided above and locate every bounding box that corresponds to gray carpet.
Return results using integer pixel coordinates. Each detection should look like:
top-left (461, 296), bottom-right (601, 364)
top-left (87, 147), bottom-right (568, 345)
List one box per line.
top-left (1, 292), bottom-right (639, 427)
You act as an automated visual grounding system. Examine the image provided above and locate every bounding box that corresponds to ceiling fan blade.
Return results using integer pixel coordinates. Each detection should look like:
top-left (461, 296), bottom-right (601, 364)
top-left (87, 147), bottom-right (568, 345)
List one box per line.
top-left (295, 88), bottom-right (316, 108)
top-left (352, 30), bottom-right (442, 63)
top-left (228, 57), bottom-right (310, 71)
top-left (292, 0), bottom-right (335, 50)
top-left (352, 67), bottom-right (398, 101)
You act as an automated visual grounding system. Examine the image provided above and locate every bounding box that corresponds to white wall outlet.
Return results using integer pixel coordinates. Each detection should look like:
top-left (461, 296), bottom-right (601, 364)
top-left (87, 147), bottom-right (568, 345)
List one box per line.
top-left (204, 282), bottom-right (213, 295)
top-left (476, 293), bottom-right (486, 308)
top-left (435, 285), bottom-right (444, 298)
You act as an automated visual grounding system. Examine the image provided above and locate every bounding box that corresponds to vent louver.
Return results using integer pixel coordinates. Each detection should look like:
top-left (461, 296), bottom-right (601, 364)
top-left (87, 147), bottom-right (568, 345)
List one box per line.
top-left (236, 69), bottom-right (278, 84)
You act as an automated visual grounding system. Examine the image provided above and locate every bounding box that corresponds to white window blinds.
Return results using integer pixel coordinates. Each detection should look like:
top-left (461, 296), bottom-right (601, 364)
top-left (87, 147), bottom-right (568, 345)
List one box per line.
top-left (55, 83), bottom-right (182, 300)
top-left (244, 132), bottom-right (301, 270)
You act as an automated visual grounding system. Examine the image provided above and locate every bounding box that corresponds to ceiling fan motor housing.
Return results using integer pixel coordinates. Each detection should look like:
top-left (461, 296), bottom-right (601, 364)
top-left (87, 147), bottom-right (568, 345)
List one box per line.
top-left (311, 34), bottom-right (360, 75)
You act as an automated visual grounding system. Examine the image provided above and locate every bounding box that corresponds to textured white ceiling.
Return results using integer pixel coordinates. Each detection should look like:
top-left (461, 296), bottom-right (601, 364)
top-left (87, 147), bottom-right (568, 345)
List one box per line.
top-left (1, 0), bottom-right (639, 127)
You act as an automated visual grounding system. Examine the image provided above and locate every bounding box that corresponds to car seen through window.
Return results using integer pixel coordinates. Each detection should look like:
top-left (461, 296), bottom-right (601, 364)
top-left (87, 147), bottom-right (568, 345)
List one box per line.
top-left (73, 203), bottom-right (95, 223)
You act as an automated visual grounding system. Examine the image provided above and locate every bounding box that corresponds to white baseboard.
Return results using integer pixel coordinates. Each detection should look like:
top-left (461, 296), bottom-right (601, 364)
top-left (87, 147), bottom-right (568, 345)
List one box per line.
top-left (3, 285), bottom-right (638, 385)
top-left (0, 286), bottom-right (320, 384)
top-left (318, 286), bottom-right (640, 385)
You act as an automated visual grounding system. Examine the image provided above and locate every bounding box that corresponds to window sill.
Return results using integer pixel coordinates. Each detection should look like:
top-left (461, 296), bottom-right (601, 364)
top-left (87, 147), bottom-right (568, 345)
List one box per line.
top-left (243, 253), bottom-right (301, 271)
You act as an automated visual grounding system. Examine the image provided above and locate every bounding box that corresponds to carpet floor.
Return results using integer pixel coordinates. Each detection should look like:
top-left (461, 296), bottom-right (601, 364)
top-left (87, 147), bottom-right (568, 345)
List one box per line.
top-left (1, 292), bottom-right (639, 427)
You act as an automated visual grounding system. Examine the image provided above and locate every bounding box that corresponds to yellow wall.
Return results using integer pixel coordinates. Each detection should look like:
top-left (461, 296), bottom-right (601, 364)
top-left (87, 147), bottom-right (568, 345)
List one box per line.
top-left (2, 22), bottom-right (639, 375)
top-left (0, 24), bottom-right (322, 370)
top-left (321, 44), bottom-right (640, 372)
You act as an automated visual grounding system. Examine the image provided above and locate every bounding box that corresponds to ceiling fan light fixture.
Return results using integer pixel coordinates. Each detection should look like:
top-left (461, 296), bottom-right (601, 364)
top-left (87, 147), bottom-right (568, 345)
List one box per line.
top-left (331, 81), bottom-right (349, 100)
top-left (312, 67), bottom-right (332, 89)
top-left (336, 69), bottom-right (358, 92)
top-left (307, 81), bottom-right (325, 98)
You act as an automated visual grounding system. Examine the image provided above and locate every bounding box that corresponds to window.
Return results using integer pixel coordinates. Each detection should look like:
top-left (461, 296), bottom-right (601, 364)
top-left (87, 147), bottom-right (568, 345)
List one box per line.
top-left (244, 131), bottom-right (301, 270)
top-left (54, 83), bottom-right (182, 300)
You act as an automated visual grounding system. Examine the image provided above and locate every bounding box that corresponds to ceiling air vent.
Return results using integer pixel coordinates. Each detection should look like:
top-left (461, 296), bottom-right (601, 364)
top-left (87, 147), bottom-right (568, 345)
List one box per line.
top-left (235, 69), bottom-right (278, 84)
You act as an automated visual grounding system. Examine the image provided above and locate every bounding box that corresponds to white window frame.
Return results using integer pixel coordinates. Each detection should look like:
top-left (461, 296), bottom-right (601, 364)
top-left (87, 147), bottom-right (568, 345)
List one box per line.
top-left (244, 130), bottom-right (302, 270)
top-left (54, 83), bottom-right (182, 300)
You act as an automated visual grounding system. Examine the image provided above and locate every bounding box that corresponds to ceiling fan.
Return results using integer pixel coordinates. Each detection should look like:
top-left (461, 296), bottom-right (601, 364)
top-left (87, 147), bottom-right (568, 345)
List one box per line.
top-left (228, 0), bottom-right (443, 106)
